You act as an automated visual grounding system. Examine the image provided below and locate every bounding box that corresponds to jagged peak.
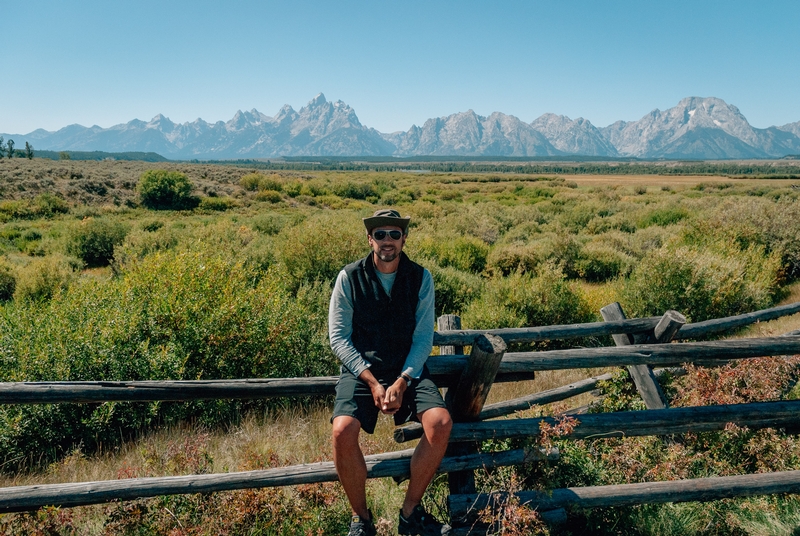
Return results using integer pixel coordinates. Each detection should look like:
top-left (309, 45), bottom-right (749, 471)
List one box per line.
top-left (309, 93), bottom-right (326, 106)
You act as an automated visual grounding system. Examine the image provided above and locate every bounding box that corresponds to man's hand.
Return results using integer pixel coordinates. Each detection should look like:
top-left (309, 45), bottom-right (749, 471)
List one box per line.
top-left (359, 369), bottom-right (386, 410)
top-left (382, 378), bottom-right (407, 415)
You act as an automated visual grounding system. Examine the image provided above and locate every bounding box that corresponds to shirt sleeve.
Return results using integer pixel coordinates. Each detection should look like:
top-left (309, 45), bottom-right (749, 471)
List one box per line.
top-left (401, 269), bottom-right (435, 379)
top-left (328, 270), bottom-right (371, 378)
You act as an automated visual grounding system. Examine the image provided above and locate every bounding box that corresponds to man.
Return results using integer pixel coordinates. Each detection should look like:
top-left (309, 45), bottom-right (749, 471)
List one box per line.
top-left (329, 209), bottom-right (453, 536)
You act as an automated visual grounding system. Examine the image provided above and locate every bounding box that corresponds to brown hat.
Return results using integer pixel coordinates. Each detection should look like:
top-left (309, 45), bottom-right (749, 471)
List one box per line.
top-left (362, 209), bottom-right (411, 234)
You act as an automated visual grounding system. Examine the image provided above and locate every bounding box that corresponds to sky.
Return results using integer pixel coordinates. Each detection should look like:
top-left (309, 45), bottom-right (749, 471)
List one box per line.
top-left (2, 0), bottom-right (799, 135)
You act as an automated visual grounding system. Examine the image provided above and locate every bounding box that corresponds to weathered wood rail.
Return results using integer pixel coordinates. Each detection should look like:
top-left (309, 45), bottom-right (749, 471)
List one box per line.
top-left (1, 301), bottom-right (800, 530)
top-left (3, 337), bottom-right (799, 404)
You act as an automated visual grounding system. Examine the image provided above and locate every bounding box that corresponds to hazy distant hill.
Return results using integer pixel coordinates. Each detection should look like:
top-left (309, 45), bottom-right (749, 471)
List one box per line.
top-left (3, 94), bottom-right (799, 160)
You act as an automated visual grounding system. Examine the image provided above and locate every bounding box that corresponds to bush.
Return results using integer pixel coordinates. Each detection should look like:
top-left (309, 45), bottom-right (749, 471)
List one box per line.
top-left (576, 242), bottom-right (634, 282)
top-left (138, 170), bottom-right (198, 210)
top-left (277, 212), bottom-right (366, 289)
top-left (422, 261), bottom-right (483, 316)
top-left (462, 264), bottom-right (593, 331)
top-left (331, 181), bottom-right (377, 200)
top-left (240, 172), bottom-right (264, 191)
top-left (486, 243), bottom-right (540, 276)
top-left (255, 190), bottom-right (283, 203)
top-left (240, 173), bottom-right (284, 192)
top-left (0, 249), bottom-right (335, 468)
top-left (66, 217), bottom-right (130, 267)
top-left (0, 261), bottom-right (16, 301)
top-left (622, 241), bottom-right (782, 322)
top-left (413, 234), bottom-right (489, 274)
top-left (13, 255), bottom-right (78, 302)
top-left (198, 196), bottom-right (236, 211)
top-left (688, 197), bottom-right (800, 279)
top-left (0, 193), bottom-right (69, 222)
top-left (250, 213), bottom-right (292, 235)
top-left (113, 226), bottom-right (180, 269)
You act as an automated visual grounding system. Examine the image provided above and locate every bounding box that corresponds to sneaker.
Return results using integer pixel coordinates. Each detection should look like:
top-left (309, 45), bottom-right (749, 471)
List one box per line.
top-left (347, 511), bottom-right (376, 536)
top-left (398, 505), bottom-right (451, 535)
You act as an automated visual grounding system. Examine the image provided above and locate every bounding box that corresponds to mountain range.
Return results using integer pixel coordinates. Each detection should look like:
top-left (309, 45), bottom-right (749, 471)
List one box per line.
top-left (4, 95), bottom-right (800, 160)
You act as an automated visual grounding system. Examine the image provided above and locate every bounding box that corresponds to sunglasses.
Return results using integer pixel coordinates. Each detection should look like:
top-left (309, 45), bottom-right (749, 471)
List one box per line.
top-left (371, 229), bottom-right (403, 241)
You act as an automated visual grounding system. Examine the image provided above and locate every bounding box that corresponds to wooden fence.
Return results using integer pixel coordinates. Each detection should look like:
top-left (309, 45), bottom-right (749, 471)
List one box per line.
top-left (1, 300), bottom-right (800, 533)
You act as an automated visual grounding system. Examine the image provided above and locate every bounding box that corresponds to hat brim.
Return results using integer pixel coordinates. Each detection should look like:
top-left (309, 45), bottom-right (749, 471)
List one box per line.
top-left (363, 215), bottom-right (410, 233)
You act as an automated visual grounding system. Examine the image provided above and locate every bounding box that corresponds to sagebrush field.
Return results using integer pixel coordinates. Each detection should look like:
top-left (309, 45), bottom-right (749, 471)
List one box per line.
top-left (2, 158), bottom-right (800, 535)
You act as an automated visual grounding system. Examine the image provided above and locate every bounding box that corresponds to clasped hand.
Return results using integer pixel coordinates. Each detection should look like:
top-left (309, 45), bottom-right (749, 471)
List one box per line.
top-left (370, 381), bottom-right (405, 415)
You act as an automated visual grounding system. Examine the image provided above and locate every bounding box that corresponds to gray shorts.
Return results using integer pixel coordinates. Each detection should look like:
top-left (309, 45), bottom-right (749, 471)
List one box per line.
top-left (332, 366), bottom-right (447, 434)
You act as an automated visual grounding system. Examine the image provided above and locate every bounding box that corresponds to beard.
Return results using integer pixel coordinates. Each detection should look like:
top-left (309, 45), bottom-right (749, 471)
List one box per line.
top-left (376, 249), bottom-right (398, 262)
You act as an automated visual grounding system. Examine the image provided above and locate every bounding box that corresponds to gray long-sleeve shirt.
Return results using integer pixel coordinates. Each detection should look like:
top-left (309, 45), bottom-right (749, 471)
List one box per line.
top-left (328, 266), bottom-right (435, 380)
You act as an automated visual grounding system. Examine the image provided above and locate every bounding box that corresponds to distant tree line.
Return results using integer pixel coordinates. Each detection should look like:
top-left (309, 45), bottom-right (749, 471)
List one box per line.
top-left (0, 137), bottom-right (35, 160)
top-left (206, 158), bottom-right (800, 177)
top-left (35, 150), bottom-right (169, 162)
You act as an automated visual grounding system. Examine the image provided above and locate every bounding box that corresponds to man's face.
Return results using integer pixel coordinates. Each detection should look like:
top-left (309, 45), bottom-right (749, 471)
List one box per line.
top-left (368, 226), bottom-right (406, 263)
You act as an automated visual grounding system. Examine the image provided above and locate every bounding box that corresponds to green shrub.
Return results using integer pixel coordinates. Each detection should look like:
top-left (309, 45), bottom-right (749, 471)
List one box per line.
top-left (198, 196), bottom-right (236, 211)
top-left (0, 249), bottom-right (334, 468)
top-left (138, 170), bottom-right (198, 210)
top-left (255, 190), bottom-right (283, 203)
top-left (576, 242), bottom-right (634, 282)
top-left (0, 261), bottom-right (16, 301)
top-left (462, 264), bottom-right (593, 331)
top-left (277, 212), bottom-right (366, 289)
top-left (113, 226), bottom-right (179, 269)
top-left (331, 181), bottom-right (377, 200)
top-left (250, 213), bottom-right (291, 235)
top-left (622, 241), bottom-right (782, 322)
top-left (66, 217), bottom-right (130, 267)
top-left (413, 234), bottom-right (489, 274)
top-left (637, 206), bottom-right (689, 228)
top-left (422, 261), bottom-right (483, 316)
top-left (486, 243), bottom-right (540, 276)
top-left (240, 172), bottom-right (265, 191)
top-left (13, 255), bottom-right (78, 302)
top-left (0, 193), bottom-right (69, 222)
top-left (688, 197), bottom-right (800, 279)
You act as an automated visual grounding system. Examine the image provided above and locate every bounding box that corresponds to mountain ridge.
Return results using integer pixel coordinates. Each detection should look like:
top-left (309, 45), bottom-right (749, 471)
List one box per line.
top-left (3, 94), bottom-right (799, 160)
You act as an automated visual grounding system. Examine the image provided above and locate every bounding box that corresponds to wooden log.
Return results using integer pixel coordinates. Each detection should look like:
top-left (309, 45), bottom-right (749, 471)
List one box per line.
top-left (653, 310), bottom-right (687, 343)
top-left (676, 301), bottom-right (800, 339)
top-left (600, 303), bottom-right (668, 410)
top-left (449, 334), bottom-right (507, 421)
top-left (0, 377), bottom-right (339, 404)
top-left (426, 336), bottom-right (800, 376)
top-left (4, 335), bottom-right (795, 406)
top-left (449, 469), bottom-right (800, 517)
top-left (433, 318), bottom-right (662, 347)
top-left (394, 367), bottom-right (687, 443)
top-left (438, 315), bottom-right (463, 356)
top-left (447, 334), bottom-right (507, 495)
top-left (438, 399), bottom-right (800, 444)
top-left (432, 301), bottom-right (800, 347)
top-left (0, 446), bottom-right (558, 514)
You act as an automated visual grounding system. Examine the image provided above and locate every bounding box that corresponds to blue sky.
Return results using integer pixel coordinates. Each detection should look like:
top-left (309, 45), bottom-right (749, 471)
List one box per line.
top-left (3, 0), bottom-right (799, 134)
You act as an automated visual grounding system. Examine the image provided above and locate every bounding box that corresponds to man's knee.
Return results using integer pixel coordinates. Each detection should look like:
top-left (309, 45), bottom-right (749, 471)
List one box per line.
top-left (332, 415), bottom-right (361, 448)
top-left (421, 408), bottom-right (452, 443)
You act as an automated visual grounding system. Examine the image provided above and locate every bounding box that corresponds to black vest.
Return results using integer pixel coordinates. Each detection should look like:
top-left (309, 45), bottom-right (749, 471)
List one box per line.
top-left (343, 251), bottom-right (424, 379)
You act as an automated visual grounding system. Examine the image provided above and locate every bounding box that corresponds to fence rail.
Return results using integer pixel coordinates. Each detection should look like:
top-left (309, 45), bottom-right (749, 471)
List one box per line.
top-left (449, 469), bottom-right (800, 519)
top-left (3, 337), bottom-right (798, 405)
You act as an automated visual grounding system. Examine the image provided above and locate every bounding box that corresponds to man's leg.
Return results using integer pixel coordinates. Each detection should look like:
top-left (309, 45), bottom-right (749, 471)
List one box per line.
top-left (401, 407), bottom-right (452, 517)
top-left (332, 415), bottom-right (370, 519)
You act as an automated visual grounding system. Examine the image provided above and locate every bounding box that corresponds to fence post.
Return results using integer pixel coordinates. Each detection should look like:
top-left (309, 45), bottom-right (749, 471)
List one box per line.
top-left (439, 315), bottom-right (506, 496)
top-left (437, 314), bottom-right (463, 356)
top-left (600, 303), bottom-right (672, 409)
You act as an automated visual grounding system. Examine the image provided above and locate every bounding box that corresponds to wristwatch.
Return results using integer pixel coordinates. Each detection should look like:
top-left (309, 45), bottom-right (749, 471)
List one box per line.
top-left (398, 373), bottom-right (412, 386)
